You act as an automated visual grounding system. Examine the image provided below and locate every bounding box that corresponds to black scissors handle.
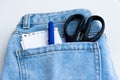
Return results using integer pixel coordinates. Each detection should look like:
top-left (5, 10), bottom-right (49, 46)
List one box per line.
top-left (82, 16), bottom-right (105, 42)
top-left (64, 14), bottom-right (105, 42)
top-left (64, 14), bottom-right (85, 42)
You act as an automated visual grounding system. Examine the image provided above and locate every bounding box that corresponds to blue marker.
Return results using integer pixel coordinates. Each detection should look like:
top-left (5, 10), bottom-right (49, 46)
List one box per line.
top-left (48, 22), bottom-right (54, 44)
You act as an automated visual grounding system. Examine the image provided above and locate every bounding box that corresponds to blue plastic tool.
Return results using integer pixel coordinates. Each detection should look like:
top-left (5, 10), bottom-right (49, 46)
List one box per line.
top-left (48, 22), bottom-right (54, 44)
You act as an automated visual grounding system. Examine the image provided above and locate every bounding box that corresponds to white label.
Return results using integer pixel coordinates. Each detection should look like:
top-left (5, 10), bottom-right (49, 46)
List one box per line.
top-left (21, 28), bottom-right (62, 50)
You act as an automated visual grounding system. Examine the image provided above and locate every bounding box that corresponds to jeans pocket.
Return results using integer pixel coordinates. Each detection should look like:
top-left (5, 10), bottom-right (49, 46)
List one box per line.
top-left (16, 42), bottom-right (101, 80)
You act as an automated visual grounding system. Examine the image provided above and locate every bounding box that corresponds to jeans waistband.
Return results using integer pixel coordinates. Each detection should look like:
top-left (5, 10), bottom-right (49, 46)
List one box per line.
top-left (18, 9), bottom-right (91, 29)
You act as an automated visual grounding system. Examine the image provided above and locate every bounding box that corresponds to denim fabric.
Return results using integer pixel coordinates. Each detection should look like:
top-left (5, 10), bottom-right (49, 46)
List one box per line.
top-left (0, 9), bottom-right (118, 80)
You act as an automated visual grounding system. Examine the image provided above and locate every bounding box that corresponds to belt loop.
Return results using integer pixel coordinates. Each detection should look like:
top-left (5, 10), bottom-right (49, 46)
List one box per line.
top-left (23, 14), bottom-right (31, 29)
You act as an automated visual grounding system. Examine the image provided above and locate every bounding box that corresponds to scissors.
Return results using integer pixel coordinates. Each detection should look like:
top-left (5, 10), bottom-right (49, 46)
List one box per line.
top-left (64, 14), bottom-right (105, 42)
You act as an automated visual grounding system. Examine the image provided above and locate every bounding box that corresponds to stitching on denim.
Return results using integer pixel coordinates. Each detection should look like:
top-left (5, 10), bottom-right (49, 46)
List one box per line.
top-left (16, 51), bottom-right (22, 80)
top-left (21, 59), bottom-right (27, 80)
top-left (96, 42), bottom-right (102, 80)
top-left (18, 18), bottom-right (88, 25)
top-left (20, 20), bottom-right (67, 25)
top-left (18, 52), bottom-right (27, 80)
top-left (18, 49), bottom-right (94, 58)
top-left (12, 30), bottom-right (102, 37)
top-left (16, 50), bottom-right (28, 80)
top-left (93, 42), bottom-right (101, 80)
top-left (16, 41), bottom-right (95, 57)
top-left (24, 60), bottom-right (28, 80)
top-left (14, 36), bottom-right (23, 80)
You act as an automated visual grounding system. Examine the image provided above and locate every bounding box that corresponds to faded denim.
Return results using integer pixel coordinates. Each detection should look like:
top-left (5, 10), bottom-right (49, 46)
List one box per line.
top-left (0, 9), bottom-right (118, 80)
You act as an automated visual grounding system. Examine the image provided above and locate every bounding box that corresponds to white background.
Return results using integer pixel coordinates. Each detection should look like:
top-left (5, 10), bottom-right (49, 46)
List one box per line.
top-left (0, 0), bottom-right (120, 79)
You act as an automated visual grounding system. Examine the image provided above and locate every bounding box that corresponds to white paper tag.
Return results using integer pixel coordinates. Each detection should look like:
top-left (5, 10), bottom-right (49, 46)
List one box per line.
top-left (21, 28), bottom-right (62, 50)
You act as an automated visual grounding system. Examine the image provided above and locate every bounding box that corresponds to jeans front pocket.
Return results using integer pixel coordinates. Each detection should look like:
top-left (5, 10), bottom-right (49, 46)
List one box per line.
top-left (16, 42), bottom-right (101, 80)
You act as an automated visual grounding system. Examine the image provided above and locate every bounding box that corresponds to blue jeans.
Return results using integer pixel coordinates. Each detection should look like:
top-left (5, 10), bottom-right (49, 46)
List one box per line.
top-left (0, 9), bottom-right (118, 80)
